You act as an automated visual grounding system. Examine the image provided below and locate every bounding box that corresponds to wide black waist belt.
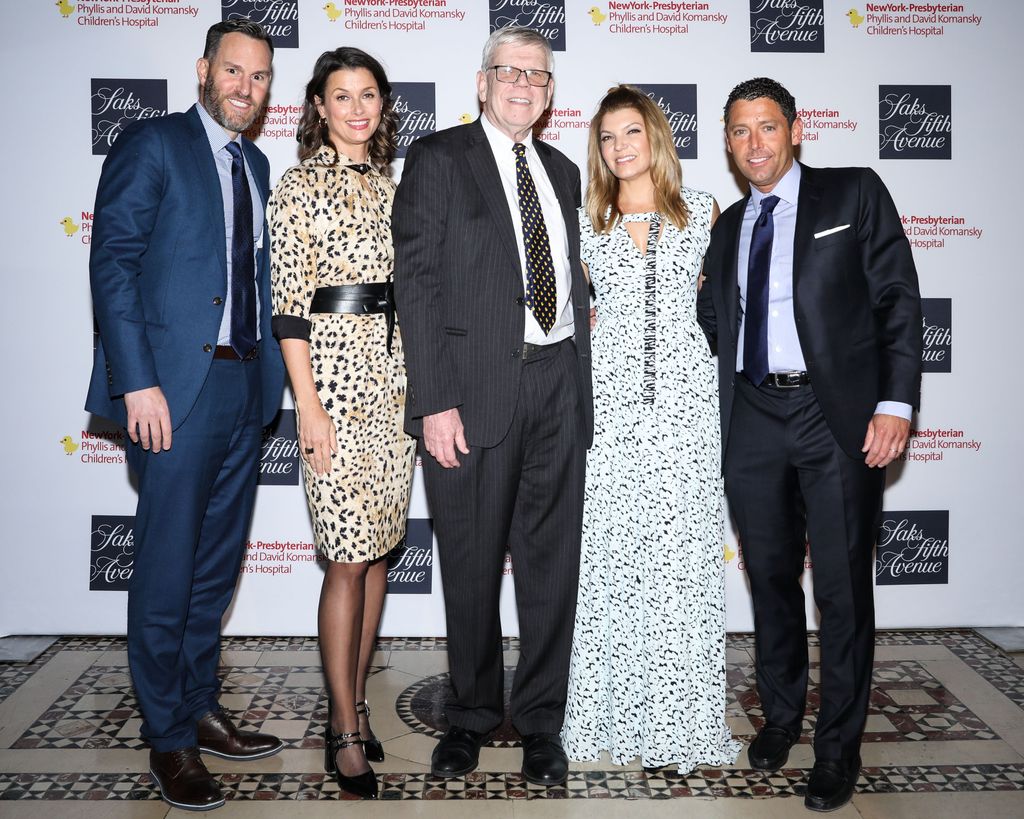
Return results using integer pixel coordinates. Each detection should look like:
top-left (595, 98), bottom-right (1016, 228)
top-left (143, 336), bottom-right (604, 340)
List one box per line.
top-left (310, 283), bottom-right (395, 356)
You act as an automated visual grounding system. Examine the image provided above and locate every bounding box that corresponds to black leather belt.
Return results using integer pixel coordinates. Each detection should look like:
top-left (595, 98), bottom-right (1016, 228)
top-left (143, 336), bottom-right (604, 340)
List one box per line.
top-left (522, 337), bottom-right (571, 362)
top-left (763, 371), bottom-right (811, 388)
top-left (310, 283), bottom-right (395, 355)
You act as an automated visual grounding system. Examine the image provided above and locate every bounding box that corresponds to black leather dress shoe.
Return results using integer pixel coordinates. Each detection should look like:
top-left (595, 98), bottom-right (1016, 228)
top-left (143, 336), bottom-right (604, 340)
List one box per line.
top-left (805, 758), bottom-right (859, 812)
top-left (521, 733), bottom-right (569, 786)
top-left (197, 709), bottom-right (284, 761)
top-left (149, 746), bottom-right (224, 811)
top-left (748, 725), bottom-right (799, 771)
top-left (431, 726), bottom-right (486, 777)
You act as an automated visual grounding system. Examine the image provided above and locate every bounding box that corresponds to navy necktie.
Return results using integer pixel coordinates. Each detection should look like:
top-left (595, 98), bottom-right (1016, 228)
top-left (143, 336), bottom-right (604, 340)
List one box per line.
top-left (513, 142), bottom-right (558, 334)
top-left (225, 141), bottom-right (256, 358)
top-left (743, 194), bottom-right (780, 386)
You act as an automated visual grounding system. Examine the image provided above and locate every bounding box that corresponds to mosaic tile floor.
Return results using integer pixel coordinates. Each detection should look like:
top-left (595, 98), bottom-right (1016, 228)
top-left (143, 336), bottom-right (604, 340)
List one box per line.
top-left (0, 630), bottom-right (1022, 818)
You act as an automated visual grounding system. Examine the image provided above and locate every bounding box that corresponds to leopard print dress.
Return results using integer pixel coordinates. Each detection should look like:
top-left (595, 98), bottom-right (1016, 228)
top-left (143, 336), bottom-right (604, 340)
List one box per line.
top-left (268, 146), bottom-right (415, 563)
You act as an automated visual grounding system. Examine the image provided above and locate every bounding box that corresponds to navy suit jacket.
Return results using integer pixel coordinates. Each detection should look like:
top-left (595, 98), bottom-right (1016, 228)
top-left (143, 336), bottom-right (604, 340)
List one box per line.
top-left (392, 118), bottom-right (594, 448)
top-left (697, 164), bottom-right (922, 460)
top-left (86, 106), bottom-right (283, 429)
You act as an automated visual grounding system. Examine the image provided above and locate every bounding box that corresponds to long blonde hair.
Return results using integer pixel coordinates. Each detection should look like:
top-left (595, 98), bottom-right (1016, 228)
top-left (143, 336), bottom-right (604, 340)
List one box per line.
top-left (585, 85), bottom-right (689, 234)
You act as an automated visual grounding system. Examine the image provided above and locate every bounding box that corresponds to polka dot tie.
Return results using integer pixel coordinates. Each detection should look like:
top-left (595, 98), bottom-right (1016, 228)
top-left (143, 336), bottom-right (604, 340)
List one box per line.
top-left (513, 142), bottom-right (557, 334)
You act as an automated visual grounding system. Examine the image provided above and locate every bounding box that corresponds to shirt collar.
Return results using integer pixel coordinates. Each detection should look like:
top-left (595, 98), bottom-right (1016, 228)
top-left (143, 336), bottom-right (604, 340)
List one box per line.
top-left (750, 160), bottom-right (801, 210)
top-left (195, 102), bottom-right (240, 156)
top-left (479, 112), bottom-right (535, 161)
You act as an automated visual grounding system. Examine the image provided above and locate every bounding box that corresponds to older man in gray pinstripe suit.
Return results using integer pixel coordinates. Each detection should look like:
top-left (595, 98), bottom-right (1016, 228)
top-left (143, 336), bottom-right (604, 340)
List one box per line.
top-left (392, 26), bottom-right (593, 787)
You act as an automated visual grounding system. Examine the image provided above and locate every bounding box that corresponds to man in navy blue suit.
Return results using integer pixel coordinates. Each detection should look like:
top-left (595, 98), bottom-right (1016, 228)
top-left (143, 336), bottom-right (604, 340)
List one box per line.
top-left (86, 19), bottom-right (285, 811)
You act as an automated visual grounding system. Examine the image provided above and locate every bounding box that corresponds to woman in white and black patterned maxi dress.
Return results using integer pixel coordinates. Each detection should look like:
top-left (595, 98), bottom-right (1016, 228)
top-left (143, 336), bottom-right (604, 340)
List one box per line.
top-left (561, 86), bottom-right (740, 773)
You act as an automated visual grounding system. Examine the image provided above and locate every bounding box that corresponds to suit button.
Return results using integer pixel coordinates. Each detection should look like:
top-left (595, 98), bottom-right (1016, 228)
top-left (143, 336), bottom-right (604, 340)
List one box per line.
top-left (515, 296), bottom-right (525, 306)
top-left (213, 296), bottom-right (223, 306)
top-left (203, 344), bottom-right (213, 353)
top-left (511, 349), bottom-right (520, 358)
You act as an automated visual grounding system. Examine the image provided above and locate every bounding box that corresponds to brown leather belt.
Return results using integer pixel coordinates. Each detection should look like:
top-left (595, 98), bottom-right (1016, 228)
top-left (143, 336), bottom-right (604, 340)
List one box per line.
top-left (214, 345), bottom-right (258, 361)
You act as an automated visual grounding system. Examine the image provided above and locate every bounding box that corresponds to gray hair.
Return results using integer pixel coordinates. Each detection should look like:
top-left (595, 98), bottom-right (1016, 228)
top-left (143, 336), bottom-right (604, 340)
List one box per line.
top-left (480, 26), bottom-right (554, 73)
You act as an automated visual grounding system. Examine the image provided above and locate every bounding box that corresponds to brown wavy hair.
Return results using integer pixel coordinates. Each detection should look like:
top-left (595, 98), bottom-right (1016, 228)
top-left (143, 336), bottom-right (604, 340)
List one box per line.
top-left (585, 85), bottom-right (689, 234)
top-left (296, 47), bottom-right (398, 171)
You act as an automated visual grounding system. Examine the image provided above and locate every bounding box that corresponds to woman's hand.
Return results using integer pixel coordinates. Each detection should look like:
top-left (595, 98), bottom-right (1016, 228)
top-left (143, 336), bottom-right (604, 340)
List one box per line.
top-left (298, 402), bottom-right (337, 476)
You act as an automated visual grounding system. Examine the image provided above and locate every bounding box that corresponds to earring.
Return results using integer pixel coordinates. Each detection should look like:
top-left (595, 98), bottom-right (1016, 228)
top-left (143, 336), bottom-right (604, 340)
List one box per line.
top-left (319, 117), bottom-right (327, 128)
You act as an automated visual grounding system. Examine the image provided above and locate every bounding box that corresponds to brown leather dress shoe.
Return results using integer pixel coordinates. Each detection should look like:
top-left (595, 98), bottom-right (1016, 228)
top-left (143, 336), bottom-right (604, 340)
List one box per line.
top-left (197, 709), bottom-right (284, 761)
top-left (149, 746), bottom-right (224, 811)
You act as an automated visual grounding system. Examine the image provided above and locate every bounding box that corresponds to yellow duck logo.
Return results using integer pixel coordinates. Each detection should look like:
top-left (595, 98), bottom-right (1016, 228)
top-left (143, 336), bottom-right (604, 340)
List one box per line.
top-left (846, 8), bottom-right (865, 27)
top-left (323, 2), bottom-right (342, 22)
top-left (60, 435), bottom-right (79, 456)
top-left (59, 216), bottom-right (80, 238)
top-left (724, 544), bottom-right (736, 562)
top-left (56, 0), bottom-right (75, 17)
top-left (458, 113), bottom-right (474, 125)
top-left (588, 6), bottom-right (607, 25)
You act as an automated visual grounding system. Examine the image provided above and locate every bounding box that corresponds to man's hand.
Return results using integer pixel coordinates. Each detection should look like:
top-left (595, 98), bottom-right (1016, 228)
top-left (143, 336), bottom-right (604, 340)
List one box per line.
top-left (862, 413), bottom-right (910, 468)
top-left (124, 386), bottom-right (172, 453)
top-left (423, 407), bottom-right (469, 468)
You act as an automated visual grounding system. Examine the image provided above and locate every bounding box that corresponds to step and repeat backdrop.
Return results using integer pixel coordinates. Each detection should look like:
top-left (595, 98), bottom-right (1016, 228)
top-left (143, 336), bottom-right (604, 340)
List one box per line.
top-left (2, 1), bottom-right (1019, 636)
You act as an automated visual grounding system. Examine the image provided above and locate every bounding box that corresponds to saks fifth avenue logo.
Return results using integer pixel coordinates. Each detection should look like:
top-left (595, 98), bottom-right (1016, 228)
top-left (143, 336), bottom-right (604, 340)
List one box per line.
top-left (259, 409), bottom-right (299, 485)
top-left (222, 0), bottom-right (299, 48)
top-left (387, 518), bottom-right (434, 594)
top-left (921, 298), bottom-right (951, 373)
top-left (750, 0), bottom-right (824, 52)
top-left (879, 85), bottom-right (951, 159)
top-left (876, 511), bottom-right (949, 585)
top-left (392, 83), bottom-right (436, 159)
top-left (91, 79), bottom-right (167, 155)
top-left (634, 84), bottom-right (698, 159)
top-left (90, 515), bottom-right (135, 591)
top-left (490, 1), bottom-right (567, 51)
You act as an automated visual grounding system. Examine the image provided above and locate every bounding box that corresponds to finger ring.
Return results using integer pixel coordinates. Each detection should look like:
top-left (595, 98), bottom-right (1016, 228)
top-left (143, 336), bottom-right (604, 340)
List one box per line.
top-left (889, 448), bottom-right (897, 452)
top-left (304, 447), bottom-right (314, 454)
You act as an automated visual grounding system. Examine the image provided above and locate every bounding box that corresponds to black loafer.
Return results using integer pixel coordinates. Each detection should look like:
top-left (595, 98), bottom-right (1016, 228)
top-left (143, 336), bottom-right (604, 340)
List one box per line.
top-left (748, 725), bottom-right (799, 771)
top-left (805, 758), bottom-right (859, 812)
top-left (430, 726), bottom-right (486, 778)
top-left (521, 732), bottom-right (568, 786)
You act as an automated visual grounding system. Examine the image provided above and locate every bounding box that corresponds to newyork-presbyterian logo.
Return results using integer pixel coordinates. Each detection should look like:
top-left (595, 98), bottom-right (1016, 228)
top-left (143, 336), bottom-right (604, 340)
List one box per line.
top-left (222, 0), bottom-right (299, 48)
top-left (259, 410), bottom-right (300, 485)
top-left (634, 84), bottom-right (698, 159)
top-left (749, 0), bottom-right (825, 52)
top-left (387, 518), bottom-right (434, 594)
top-left (879, 85), bottom-right (952, 159)
top-left (91, 79), bottom-right (167, 156)
top-left (490, 1), bottom-right (567, 51)
top-left (90, 515), bottom-right (135, 591)
top-left (875, 511), bottom-right (949, 586)
top-left (921, 297), bottom-right (951, 373)
top-left (392, 83), bottom-right (437, 160)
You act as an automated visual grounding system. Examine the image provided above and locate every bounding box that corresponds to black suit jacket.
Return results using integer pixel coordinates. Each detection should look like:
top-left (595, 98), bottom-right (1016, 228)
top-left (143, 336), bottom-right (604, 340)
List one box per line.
top-left (697, 163), bottom-right (922, 459)
top-left (392, 119), bottom-right (594, 448)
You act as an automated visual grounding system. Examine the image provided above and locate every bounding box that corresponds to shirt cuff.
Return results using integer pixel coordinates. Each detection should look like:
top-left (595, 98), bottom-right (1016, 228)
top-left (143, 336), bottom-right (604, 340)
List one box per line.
top-left (874, 401), bottom-right (912, 421)
top-left (272, 314), bottom-right (312, 342)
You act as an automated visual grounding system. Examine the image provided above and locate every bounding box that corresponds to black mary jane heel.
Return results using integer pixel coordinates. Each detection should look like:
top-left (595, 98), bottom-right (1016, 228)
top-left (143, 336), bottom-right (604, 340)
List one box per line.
top-left (324, 723), bottom-right (378, 799)
top-left (355, 700), bottom-right (385, 763)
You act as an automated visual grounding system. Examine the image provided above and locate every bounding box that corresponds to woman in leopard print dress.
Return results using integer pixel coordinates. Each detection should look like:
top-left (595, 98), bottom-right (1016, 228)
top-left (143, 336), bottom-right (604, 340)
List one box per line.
top-left (268, 48), bottom-right (414, 799)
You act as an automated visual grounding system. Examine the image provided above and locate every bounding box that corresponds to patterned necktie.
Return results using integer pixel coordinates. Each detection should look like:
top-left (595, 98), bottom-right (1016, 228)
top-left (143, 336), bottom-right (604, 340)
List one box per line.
top-left (513, 142), bottom-right (557, 334)
top-left (225, 141), bottom-right (256, 358)
top-left (743, 194), bottom-right (780, 386)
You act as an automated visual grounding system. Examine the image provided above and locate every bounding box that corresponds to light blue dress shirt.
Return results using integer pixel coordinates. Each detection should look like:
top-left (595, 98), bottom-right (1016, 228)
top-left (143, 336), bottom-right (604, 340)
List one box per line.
top-left (736, 161), bottom-right (910, 420)
top-left (195, 103), bottom-right (263, 345)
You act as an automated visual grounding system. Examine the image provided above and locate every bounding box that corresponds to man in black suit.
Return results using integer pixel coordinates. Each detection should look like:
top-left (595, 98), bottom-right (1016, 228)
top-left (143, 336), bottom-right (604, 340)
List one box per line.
top-left (392, 26), bottom-right (593, 786)
top-left (697, 78), bottom-right (921, 812)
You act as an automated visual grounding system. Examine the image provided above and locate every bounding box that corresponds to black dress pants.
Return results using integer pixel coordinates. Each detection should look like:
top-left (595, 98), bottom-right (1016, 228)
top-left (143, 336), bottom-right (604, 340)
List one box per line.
top-left (724, 377), bottom-right (884, 763)
top-left (421, 340), bottom-right (586, 736)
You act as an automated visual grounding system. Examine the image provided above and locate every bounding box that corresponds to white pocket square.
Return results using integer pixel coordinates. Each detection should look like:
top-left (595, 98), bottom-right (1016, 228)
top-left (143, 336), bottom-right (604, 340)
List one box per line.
top-left (814, 224), bottom-right (850, 239)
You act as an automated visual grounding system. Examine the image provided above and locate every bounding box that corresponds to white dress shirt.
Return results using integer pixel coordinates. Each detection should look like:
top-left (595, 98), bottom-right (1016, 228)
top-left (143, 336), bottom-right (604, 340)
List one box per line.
top-left (480, 114), bottom-right (574, 345)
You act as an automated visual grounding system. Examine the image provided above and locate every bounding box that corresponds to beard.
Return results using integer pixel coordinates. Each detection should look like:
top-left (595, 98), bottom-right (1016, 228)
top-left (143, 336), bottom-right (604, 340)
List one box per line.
top-left (201, 74), bottom-right (261, 135)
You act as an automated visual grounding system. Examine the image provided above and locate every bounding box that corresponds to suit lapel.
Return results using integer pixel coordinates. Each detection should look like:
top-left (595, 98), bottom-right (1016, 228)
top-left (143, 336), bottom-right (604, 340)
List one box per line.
top-left (186, 107), bottom-right (228, 279)
top-left (793, 163), bottom-right (822, 293)
top-left (465, 120), bottom-right (521, 273)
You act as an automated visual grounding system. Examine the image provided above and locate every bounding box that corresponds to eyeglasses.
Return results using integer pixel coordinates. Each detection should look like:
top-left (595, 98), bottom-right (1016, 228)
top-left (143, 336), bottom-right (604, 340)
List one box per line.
top-left (488, 65), bottom-right (552, 87)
